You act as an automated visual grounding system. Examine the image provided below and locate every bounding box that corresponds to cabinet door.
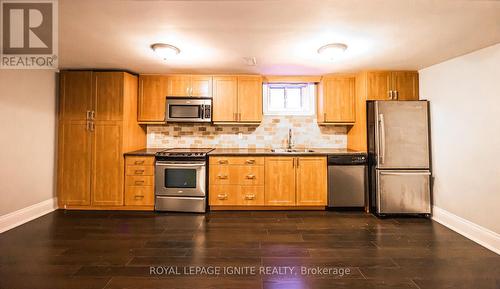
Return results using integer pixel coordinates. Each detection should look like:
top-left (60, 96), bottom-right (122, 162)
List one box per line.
top-left (191, 75), bottom-right (212, 97)
top-left (59, 71), bottom-right (93, 120)
top-left (57, 121), bottom-right (91, 206)
top-left (212, 76), bottom-right (238, 121)
top-left (92, 122), bottom-right (124, 206)
top-left (93, 72), bottom-right (123, 121)
top-left (264, 157), bottom-right (296, 206)
top-left (366, 72), bottom-right (392, 100)
top-left (323, 77), bottom-right (355, 123)
top-left (238, 76), bottom-right (262, 122)
top-left (392, 72), bottom-right (419, 100)
top-left (138, 75), bottom-right (168, 122)
top-left (167, 76), bottom-right (191, 97)
top-left (296, 157), bottom-right (327, 206)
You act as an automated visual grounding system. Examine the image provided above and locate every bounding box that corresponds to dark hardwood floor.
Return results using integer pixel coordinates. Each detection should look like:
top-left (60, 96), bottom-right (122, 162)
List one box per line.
top-left (0, 210), bottom-right (498, 289)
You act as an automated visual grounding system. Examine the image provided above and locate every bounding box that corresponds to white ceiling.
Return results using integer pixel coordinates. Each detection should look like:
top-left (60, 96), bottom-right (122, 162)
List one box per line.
top-left (59, 0), bottom-right (500, 75)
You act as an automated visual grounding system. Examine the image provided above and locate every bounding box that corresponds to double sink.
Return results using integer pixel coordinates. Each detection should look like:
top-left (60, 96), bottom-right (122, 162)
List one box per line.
top-left (270, 148), bottom-right (315, 153)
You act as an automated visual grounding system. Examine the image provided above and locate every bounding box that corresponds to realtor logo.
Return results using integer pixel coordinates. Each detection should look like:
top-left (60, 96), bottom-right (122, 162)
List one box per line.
top-left (1, 0), bottom-right (58, 69)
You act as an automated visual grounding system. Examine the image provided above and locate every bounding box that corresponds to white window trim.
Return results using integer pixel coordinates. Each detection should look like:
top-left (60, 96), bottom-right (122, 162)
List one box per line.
top-left (262, 83), bottom-right (316, 116)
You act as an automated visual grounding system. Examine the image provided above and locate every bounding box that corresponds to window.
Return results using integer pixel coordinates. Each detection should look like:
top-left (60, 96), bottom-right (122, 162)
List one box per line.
top-left (263, 83), bottom-right (316, 115)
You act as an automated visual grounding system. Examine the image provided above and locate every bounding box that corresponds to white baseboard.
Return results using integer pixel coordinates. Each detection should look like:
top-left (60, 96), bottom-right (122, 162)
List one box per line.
top-left (432, 206), bottom-right (500, 255)
top-left (0, 198), bottom-right (58, 234)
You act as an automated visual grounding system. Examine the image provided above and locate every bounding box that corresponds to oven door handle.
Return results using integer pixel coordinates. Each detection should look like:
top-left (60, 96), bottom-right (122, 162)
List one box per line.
top-left (156, 162), bottom-right (206, 167)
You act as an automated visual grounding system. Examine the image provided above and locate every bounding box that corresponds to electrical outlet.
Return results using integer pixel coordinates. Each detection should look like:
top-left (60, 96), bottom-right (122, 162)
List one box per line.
top-left (238, 132), bottom-right (243, 139)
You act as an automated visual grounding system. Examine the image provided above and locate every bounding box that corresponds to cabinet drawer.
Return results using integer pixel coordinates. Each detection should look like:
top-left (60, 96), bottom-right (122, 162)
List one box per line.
top-left (237, 186), bottom-right (264, 205)
top-left (238, 165), bottom-right (264, 185)
top-left (126, 165), bottom-right (154, 176)
top-left (125, 186), bottom-right (154, 206)
top-left (209, 185), bottom-right (238, 206)
top-left (210, 156), bottom-right (264, 166)
top-left (125, 156), bottom-right (154, 166)
top-left (125, 175), bottom-right (154, 186)
top-left (209, 165), bottom-right (239, 185)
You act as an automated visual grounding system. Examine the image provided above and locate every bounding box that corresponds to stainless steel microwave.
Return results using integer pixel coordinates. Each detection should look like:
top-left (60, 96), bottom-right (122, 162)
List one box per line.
top-left (166, 98), bottom-right (212, 123)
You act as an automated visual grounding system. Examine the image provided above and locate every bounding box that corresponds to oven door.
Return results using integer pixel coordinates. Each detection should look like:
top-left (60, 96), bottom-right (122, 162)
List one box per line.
top-left (155, 161), bottom-right (206, 197)
top-left (166, 99), bottom-right (211, 122)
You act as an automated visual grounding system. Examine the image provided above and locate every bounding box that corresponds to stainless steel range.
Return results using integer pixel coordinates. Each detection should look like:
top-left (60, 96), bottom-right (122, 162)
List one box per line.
top-left (155, 148), bottom-right (213, 213)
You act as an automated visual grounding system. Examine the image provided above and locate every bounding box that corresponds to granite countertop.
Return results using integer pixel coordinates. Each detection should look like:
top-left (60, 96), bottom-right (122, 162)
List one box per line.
top-left (124, 148), bottom-right (367, 156)
top-left (208, 148), bottom-right (367, 156)
top-left (124, 148), bottom-right (164, 156)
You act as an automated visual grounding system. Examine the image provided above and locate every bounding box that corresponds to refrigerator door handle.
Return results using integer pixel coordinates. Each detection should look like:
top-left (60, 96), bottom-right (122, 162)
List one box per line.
top-left (378, 114), bottom-right (386, 164)
top-left (380, 171), bottom-right (431, 176)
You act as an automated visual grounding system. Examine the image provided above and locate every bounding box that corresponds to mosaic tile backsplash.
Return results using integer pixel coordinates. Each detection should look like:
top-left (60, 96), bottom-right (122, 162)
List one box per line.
top-left (147, 116), bottom-right (347, 149)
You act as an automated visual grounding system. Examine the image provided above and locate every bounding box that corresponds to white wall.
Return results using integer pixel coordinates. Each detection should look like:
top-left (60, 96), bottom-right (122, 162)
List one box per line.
top-left (0, 70), bottom-right (57, 217)
top-left (420, 43), bottom-right (500, 234)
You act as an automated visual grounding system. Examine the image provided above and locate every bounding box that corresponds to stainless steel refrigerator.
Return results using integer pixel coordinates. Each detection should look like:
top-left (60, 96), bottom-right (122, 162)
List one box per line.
top-left (367, 100), bottom-right (431, 216)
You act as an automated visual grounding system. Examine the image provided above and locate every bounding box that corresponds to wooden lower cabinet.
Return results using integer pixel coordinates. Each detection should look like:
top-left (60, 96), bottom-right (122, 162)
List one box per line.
top-left (296, 157), bottom-right (327, 206)
top-left (124, 156), bottom-right (155, 207)
top-left (264, 157), bottom-right (296, 206)
top-left (209, 156), bottom-right (327, 209)
top-left (57, 121), bottom-right (92, 206)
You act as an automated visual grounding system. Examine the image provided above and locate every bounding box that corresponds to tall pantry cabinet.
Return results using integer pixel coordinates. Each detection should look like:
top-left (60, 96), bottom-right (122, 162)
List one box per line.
top-left (57, 71), bottom-right (146, 209)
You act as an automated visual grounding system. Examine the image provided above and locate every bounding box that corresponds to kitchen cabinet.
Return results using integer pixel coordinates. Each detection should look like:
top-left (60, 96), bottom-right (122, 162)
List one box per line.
top-left (347, 71), bottom-right (419, 151)
top-left (264, 157), bottom-right (296, 206)
top-left (295, 157), bottom-right (327, 206)
top-left (209, 156), bottom-right (265, 207)
top-left (237, 76), bottom-right (263, 122)
top-left (265, 156), bottom-right (327, 206)
top-left (212, 75), bottom-right (262, 123)
top-left (212, 76), bottom-right (238, 122)
top-left (58, 71), bottom-right (146, 210)
top-left (167, 75), bottom-right (212, 97)
top-left (318, 75), bottom-right (356, 124)
top-left (138, 75), bottom-right (168, 123)
top-left (124, 156), bottom-right (155, 207)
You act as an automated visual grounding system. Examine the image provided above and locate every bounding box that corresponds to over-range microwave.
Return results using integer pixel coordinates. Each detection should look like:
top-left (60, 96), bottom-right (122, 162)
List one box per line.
top-left (166, 98), bottom-right (212, 123)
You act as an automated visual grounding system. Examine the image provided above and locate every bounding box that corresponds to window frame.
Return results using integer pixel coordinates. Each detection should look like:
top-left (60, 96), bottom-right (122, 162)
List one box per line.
top-left (262, 82), bottom-right (316, 116)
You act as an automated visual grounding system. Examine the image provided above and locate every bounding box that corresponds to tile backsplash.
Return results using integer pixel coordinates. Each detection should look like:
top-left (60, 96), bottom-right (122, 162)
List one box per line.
top-left (147, 116), bottom-right (347, 149)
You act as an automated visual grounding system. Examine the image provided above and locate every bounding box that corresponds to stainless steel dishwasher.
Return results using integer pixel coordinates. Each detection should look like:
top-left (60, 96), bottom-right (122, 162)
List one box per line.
top-left (328, 154), bottom-right (367, 208)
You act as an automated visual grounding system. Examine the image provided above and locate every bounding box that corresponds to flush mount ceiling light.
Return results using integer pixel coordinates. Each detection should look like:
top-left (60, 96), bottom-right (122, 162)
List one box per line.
top-left (317, 43), bottom-right (348, 60)
top-left (151, 43), bottom-right (180, 60)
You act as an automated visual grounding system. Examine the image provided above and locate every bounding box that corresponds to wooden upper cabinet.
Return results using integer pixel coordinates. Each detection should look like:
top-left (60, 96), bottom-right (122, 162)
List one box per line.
top-left (167, 76), bottom-right (191, 97)
top-left (213, 76), bottom-right (238, 122)
top-left (167, 75), bottom-right (212, 97)
top-left (94, 72), bottom-right (124, 121)
top-left (138, 75), bottom-right (168, 122)
top-left (319, 76), bottom-right (356, 124)
top-left (237, 76), bottom-right (262, 122)
top-left (265, 157), bottom-right (296, 206)
top-left (59, 71), bottom-right (93, 121)
top-left (366, 71), bottom-right (392, 100)
top-left (392, 71), bottom-right (419, 100)
top-left (296, 157), bottom-right (327, 206)
top-left (191, 75), bottom-right (212, 97)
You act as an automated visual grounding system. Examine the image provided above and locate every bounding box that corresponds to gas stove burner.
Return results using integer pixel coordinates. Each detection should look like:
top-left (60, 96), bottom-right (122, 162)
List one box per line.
top-left (155, 148), bottom-right (214, 158)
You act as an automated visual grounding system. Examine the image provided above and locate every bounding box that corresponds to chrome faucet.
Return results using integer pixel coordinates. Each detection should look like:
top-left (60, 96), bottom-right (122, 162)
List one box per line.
top-left (287, 129), bottom-right (293, 150)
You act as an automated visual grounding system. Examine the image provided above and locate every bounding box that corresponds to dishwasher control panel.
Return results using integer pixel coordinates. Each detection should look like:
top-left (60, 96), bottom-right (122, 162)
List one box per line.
top-left (328, 154), bottom-right (367, 165)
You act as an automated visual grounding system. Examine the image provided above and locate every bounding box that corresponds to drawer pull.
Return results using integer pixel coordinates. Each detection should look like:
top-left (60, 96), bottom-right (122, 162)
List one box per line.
top-left (217, 193), bottom-right (228, 200)
top-left (134, 195), bottom-right (144, 199)
top-left (134, 170), bottom-right (145, 174)
top-left (134, 180), bottom-right (145, 185)
top-left (244, 194), bottom-right (255, 200)
top-left (134, 160), bottom-right (145, 165)
top-left (218, 160), bottom-right (229, 164)
top-left (245, 160), bottom-right (256, 164)
top-left (245, 174), bottom-right (256, 179)
top-left (217, 175), bottom-right (228, 179)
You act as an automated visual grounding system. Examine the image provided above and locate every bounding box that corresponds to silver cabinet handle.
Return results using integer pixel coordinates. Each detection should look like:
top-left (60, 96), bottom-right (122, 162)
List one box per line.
top-left (91, 110), bottom-right (95, 120)
top-left (387, 91), bottom-right (392, 100)
top-left (86, 110), bottom-right (91, 120)
top-left (395, 90), bottom-right (399, 100)
top-left (378, 114), bottom-right (386, 164)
